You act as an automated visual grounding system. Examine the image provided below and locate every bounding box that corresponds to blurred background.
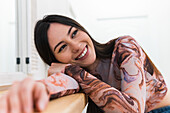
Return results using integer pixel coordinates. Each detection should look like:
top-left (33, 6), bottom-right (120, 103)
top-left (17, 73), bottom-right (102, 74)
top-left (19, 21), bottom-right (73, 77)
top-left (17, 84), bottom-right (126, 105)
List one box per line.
top-left (0, 0), bottom-right (170, 88)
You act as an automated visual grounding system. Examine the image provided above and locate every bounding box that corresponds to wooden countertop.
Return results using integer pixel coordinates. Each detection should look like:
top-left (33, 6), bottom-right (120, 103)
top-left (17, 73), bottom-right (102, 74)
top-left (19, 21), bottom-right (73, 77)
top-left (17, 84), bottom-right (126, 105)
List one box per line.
top-left (41, 93), bottom-right (87, 113)
top-left (0, 86), bottom-right (87, 113)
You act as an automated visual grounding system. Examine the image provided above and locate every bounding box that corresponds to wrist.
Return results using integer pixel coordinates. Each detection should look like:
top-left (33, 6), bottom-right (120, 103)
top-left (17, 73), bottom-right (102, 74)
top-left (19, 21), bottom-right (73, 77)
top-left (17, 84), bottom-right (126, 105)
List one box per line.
top-left (64, 65), bottom-right (85, 82)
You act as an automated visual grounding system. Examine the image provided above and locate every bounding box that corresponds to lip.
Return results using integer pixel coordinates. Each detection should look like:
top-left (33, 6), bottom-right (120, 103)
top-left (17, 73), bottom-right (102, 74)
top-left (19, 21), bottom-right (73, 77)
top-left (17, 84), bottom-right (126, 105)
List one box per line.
top-left (75, 45), bottom-right (89, 60)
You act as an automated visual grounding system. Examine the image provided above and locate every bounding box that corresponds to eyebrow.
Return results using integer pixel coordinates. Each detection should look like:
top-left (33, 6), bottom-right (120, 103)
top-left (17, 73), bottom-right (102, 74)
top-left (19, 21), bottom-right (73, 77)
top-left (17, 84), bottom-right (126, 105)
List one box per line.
top-left (53, 26), bottom-right (73, 51)
top-left (67, 26), bottom-right (73, 35)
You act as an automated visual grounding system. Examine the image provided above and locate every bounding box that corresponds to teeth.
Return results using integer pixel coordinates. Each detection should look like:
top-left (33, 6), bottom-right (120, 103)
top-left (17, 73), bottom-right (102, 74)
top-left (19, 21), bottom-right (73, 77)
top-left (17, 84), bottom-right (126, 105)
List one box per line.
top-left (78, 47), bottom-right (87, 59)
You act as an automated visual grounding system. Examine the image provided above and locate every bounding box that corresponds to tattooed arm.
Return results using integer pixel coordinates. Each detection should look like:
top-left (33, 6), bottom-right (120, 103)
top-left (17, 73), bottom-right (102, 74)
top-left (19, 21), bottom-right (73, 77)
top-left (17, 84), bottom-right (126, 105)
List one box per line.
top-left (65, 36), bottom-right (147, 113)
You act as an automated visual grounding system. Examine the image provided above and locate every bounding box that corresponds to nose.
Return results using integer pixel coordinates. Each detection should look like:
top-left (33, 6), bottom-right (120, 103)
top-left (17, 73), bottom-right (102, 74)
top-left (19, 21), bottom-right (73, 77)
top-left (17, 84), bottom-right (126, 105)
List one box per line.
top-left (70, 41), bottom-right (80, 53)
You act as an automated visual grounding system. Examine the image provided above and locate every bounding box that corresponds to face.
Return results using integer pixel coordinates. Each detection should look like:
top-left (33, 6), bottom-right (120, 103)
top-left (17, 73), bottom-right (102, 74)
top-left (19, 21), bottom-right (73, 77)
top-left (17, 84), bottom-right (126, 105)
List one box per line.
top-left (47, 23), bottom-right (96, 68)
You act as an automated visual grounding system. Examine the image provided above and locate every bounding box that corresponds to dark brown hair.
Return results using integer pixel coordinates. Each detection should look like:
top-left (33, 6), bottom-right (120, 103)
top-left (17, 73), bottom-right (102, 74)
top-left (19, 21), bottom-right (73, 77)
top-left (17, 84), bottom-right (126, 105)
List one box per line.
top-left (34, 15), bottom-right (115, 66)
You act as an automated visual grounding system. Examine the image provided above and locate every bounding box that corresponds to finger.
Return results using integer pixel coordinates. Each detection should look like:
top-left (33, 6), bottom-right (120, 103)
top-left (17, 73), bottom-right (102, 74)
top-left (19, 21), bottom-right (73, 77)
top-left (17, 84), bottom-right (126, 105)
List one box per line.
top-left (48, 69), bottom-right (53, 76)
top-left (51, 63), bottom-right (55, 66)
top-left (48, 73), bottom-right (51, 77)
top-left (8, 81), bottom-right (21, 113)
top-left (0, 94), bottom-right (9, 113)
top-left (19, 77), bottom-right (34, 113)
top-left (34, 82), bottom-right (49, 111)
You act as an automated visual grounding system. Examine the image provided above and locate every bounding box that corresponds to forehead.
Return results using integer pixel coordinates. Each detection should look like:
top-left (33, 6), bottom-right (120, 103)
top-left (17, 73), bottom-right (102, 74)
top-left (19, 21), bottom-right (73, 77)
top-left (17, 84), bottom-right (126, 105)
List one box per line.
top-left (48, 23), bottom-right (70, 38)
top-left (47, 23), bottom-right (71, 50)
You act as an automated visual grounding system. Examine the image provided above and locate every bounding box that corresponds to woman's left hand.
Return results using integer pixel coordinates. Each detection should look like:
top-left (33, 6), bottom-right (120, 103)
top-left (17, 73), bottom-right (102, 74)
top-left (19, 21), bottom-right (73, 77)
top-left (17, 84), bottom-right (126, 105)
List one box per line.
top-left (48, 63), bottom-right (70, 76)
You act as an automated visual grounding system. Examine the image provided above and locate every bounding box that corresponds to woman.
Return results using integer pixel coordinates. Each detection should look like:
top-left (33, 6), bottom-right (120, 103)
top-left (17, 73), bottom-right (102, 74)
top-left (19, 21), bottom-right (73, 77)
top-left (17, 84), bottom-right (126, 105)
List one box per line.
top-left (0, 14), bottom-right (170, 113)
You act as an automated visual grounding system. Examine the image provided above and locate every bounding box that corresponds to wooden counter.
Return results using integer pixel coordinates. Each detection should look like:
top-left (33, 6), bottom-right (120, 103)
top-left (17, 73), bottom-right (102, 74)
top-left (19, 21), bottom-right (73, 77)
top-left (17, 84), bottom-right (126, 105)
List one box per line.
top-left (0, 86), bottom-right (87, 113)
top-left (40, 93), bottom-right (87, 113)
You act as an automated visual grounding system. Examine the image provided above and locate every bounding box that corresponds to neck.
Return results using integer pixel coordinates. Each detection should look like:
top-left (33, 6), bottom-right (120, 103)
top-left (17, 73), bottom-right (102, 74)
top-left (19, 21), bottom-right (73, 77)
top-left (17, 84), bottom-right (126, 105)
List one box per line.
top-left (84, 58), bottom-right (100, 73)
top-left (84, 58), bottom-right (111, 81)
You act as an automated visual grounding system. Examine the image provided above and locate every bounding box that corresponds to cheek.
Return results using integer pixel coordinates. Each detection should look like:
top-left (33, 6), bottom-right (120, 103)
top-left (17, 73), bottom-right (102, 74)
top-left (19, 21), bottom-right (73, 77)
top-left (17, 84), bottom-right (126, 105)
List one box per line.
top-left (56, 53), bottom-right (72, 63)
top-left (83, 34), bottom-right (94, 49)
top-left (90, 50), bottom-right (96, 62)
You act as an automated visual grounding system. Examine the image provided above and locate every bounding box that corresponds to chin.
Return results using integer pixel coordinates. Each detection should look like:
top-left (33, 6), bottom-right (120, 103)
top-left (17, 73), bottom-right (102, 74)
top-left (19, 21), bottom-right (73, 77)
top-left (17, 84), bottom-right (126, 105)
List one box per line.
top-left (84, 58), bottom-right (96, 67)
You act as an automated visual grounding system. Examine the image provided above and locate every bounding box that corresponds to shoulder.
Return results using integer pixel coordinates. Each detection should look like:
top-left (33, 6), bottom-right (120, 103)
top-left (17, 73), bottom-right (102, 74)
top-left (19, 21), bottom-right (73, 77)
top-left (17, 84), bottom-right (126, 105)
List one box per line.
top-left (114, 35), bottom-right (139, 46)
top-left (111, 35), bottom-right (145, 65)
top-left (113, 35), bottom-right (142, 54)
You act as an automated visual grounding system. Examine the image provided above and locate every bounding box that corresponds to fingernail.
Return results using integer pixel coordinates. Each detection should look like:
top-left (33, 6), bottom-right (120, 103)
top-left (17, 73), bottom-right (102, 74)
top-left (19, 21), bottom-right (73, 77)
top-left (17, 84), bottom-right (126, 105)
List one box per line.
top-left (67, 64), bottom-right (71, 66)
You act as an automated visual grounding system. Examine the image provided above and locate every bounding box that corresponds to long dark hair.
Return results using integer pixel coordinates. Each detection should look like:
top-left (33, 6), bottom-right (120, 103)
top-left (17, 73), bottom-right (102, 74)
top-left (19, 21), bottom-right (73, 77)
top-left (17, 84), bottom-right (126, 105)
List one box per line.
top-left (34, 15), bottom-right (115, 66)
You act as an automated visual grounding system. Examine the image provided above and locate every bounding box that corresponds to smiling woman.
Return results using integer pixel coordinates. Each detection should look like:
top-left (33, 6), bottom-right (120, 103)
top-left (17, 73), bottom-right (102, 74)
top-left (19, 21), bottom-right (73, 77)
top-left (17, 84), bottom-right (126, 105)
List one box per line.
top-left (1, 0), bottom-right (170, 113)
top-left (34, 15), bottom-right (114, 68)
top-left (47, 23), bottom-right (96, 68)
top-left (0, 13), bottom-right (170, 113)
top-left (33, 15), bottom-right (170, 113)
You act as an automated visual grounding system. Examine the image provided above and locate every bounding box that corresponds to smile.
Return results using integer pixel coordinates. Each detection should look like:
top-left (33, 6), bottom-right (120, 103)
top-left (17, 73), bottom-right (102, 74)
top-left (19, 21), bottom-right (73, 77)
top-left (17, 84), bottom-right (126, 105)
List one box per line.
top-left (75, 45), bottom-right (89, 60)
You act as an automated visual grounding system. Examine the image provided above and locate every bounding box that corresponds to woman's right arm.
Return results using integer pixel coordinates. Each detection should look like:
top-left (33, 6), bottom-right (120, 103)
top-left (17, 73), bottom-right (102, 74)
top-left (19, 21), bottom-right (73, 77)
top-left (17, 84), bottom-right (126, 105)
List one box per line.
top-left (0, 63), bottom-right (79, 113)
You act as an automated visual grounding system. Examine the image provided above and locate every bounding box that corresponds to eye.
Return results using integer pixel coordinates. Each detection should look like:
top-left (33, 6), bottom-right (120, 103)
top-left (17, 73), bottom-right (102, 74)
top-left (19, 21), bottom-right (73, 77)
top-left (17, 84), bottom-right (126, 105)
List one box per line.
top-left (58, 44), bottom-right (67, 53)
top-left (71, 29), bottom-right (78, 38)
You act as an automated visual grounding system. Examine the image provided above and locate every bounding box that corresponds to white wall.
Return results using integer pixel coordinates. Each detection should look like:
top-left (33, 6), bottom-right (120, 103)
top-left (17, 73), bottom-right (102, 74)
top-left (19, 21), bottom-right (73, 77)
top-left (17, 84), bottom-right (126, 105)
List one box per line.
top-left (147, 0), bottom-right (170, 86)
top-left (0, 0), bottom-right (16, 73)
top-left (36, 0), bottom-right (71, 20)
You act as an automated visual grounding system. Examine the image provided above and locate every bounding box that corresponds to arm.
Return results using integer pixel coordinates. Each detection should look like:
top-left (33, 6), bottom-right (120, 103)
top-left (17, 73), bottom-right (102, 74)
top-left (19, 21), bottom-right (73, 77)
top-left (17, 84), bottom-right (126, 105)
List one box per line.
top-left (40, 72), bottom-right (80, 99)
top-left (65, 36), bottom-right (147, 113)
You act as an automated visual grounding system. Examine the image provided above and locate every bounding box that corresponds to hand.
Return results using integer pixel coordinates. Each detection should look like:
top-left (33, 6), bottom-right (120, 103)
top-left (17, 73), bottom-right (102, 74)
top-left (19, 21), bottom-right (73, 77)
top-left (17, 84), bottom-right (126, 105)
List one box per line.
top-left (0, 77), bottom-right (49, 113)
top-left (48, 63), bottom-right (70, 76)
